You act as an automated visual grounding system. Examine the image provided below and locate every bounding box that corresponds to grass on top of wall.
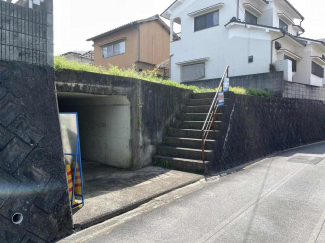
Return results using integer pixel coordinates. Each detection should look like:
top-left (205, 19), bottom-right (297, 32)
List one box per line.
top-left (54, 56), bottom-right (272, 97)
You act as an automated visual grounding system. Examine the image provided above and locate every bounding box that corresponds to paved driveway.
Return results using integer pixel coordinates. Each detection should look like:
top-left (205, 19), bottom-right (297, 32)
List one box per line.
top-left (60, 142), bottom-right (325, 243)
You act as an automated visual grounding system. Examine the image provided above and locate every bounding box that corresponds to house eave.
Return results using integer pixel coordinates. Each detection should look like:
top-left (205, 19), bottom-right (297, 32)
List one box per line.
top-left (87, 16), bottom-right (169, 42)
top-left (311, 56), bottom-right (325, 66)
top-left (283, 0), bottom-right (304, 20)
top-left (277, 49), bottom-right (302, 60)
top-left (225, 21), bottom-right (281, 32)
top-left (296, 37), bottom-right (325, 51)
top-left (243, 3), bottom-right (263, 17)
top-left (187, 3), bottom-right (225, 17)
top-left (161, 0), bottom-right (184, 20)
top-left (278, 13), bottom-right (294, 25)
top-left (176, 57), bottom-right (209, 65)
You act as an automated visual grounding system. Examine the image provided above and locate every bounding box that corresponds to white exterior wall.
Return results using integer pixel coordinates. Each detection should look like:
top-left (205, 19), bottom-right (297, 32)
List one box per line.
top-left (170, 0), bottom-right (237, 82)
top-left (272, 1), bottom-right (297, 36)
top-left (170, 0), bottom-right (277, 82)
top-left (311, 44), bottom-right (325, 86)
top-left (294, 45), bottom-right (311, 85)
top-left (167, 0), bottom-right (323, 87)
top-left (227, 26), bottom-right (273, 76)
top-left (238, 0), bottom-right (271, 26)
top-left (275, 59), bottom-right (292, 81)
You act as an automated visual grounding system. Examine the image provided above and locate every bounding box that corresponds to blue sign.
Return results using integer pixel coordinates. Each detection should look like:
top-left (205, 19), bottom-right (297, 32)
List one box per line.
top-left (224, 78), bottom-right (229, 92)
top-left (218, 92), bottom-right (225, 107)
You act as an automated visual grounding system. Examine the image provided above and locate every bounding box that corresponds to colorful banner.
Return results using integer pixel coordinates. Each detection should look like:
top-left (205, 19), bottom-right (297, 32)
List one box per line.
top-left (218, 92), bottom-right (225, 106)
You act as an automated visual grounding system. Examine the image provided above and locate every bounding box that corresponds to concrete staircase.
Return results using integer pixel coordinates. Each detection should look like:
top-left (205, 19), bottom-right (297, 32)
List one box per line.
top-left (154, 92), bottom-right (227, 174)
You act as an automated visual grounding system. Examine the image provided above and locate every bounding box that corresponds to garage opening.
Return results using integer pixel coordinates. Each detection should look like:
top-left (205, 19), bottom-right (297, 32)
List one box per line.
top-left (57, 92), bottom-right (136, 225)
top-left (57, 92), bottom-right (132, 169)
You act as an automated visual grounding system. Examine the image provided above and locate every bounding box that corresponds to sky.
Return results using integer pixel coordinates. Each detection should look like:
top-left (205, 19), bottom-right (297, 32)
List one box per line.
top-left (53, 0), bottom-right (325, 56)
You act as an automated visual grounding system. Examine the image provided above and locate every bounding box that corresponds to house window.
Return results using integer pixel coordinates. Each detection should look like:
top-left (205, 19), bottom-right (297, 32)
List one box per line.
top-left (279, 19), bottom-right (288, 31)
top-left (284, 55), bottom-right (297, 72)
top-left (194, 11), bottom-right (219, 31)
top-left (181, 63), bottom-right (205, 81)
top-left (102, 40), bottom-right (125, 58)
top-left (245, 11), bottom-right (257, 25)
top-left (312, 61), bottom-right (324, 78)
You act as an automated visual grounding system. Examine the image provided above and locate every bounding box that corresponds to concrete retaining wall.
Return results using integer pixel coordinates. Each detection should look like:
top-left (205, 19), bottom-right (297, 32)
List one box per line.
top-left (184, 72), bottom-right (325, 101)
top-left (55, 69), bottom-right (193, 169)
top-left (183, 72), bottom-right (284, 97)
top-left (215, 94), bottom-right (325, 172)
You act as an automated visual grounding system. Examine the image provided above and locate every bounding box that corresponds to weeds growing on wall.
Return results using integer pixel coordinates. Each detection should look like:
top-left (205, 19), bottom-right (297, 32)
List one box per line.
top-left (247, 88), bottom-right (273, 97)
top-left (54, 57), bottom-right (272, 97)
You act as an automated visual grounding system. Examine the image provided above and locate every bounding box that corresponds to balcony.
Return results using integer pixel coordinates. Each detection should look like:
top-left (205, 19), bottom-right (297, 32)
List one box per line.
top-left (173, 32), bottom-right (181, 42)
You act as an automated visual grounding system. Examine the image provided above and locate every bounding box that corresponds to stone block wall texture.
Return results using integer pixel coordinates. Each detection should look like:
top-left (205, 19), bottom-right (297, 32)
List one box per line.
top-left (182, 72), bottom-right (285, 97)
top-left (0, 1), bottom-right (71, 241)
top-left (0, 60), bottom-right (73, 242)
top-left (215, 94), bottom-right (325, 172)
top-left (0, 0), bottom-right (53, 66)
top-left (283, 81), bottom-right (325, 101)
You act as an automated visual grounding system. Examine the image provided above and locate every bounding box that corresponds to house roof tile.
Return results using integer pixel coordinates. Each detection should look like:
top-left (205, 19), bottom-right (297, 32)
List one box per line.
top-left (87, 15), bottom-right (169, 41)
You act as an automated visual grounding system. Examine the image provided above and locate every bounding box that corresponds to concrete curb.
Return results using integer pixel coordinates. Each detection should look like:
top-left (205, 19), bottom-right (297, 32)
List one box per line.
top-left (73, 176), bottom-right (203, 231)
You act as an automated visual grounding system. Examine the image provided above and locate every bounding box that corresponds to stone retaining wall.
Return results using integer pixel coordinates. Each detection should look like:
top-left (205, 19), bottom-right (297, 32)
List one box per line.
top-left (283, 81), bottom-right (325, 101)
top-left (182, 72), bottom-right (284, 97)
top-left (215, 94), bottom-right (325, 171)
top-left (0, 60), bottom-right (72, 242)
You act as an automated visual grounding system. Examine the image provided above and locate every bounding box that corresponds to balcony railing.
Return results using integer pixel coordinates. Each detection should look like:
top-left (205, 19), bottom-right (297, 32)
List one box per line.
top-left (173, 32), bottom-right (181, 41)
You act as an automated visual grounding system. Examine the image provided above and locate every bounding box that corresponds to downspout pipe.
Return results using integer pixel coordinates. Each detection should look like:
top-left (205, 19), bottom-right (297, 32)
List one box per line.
top-left (271, 30), bottom-right (285, 64)
top-left (236, 0), bottom-right (239, 19)
top-left (133, 24), bottom-right (141, 70)
top-left (297, 19), bottom-right (305, 36)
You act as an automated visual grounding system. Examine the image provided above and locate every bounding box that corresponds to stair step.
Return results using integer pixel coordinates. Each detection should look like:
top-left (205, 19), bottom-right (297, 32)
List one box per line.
top-left (154, 156), bottom-right (209, 173)
top-left (183, 105), bottom-right (226, 113)
top-left (191, 92), bottom-right (232, 100)
top-left (164, 137), bottom-right (215, 150)
top-left (174, 121), bottom-right (223, 130)
top-left (191, 92), bottom-right (216, 99)
top-left (168, 128), bottom-right (220, 139)
top-left (159, 146), bottom-right (213, 161)
top-left (177, 113), bottom-right (224, 121)
top-left (186, 98), bottom-right (214, 106)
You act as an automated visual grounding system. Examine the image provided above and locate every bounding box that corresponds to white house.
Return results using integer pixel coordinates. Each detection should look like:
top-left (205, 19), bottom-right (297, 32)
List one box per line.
top-left (162, 0), bottom-right (325, 87)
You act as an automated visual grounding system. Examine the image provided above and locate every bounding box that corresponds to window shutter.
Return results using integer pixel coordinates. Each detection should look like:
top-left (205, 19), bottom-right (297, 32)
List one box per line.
top-left (181, 63), bottom-right (205, 81)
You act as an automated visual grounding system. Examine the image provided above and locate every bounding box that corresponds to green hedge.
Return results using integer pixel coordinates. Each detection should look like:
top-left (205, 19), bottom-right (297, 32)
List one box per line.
top-left (54, 57), bottom-right (272, 97)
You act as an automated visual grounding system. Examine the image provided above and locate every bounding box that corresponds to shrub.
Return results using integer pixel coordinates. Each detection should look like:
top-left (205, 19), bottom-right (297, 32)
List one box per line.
top-left (54, 57), bottom-right (274, 97)
top-left (229, 86), bottom-right (246, 95)
top-left (269, 64), bottom-right (276, 72)
top-left (54, 56), bottom-right (215, 93)
top-left (247, 88), bottom-right (273, 97)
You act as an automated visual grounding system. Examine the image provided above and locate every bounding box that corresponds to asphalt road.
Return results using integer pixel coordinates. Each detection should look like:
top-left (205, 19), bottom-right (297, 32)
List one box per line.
top-left (60, 142), bottom-right (325, 243)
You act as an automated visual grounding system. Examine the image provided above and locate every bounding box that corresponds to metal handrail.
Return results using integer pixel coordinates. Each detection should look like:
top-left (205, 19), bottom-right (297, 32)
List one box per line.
top-left (202, 66), bottom-right (229, 163)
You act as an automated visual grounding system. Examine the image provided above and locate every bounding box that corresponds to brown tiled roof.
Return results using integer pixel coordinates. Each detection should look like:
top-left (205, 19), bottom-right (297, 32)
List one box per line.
top-left (87, 15), bottom-right (169, 41)
top-left (156, 59), bottom-right (170, 69)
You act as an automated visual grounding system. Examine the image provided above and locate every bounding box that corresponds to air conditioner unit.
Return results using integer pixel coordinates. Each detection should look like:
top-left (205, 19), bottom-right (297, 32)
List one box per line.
top-left (275, 41), bottom-right (282, 50)
top-left (322, 55), bottom-right (325, 60)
